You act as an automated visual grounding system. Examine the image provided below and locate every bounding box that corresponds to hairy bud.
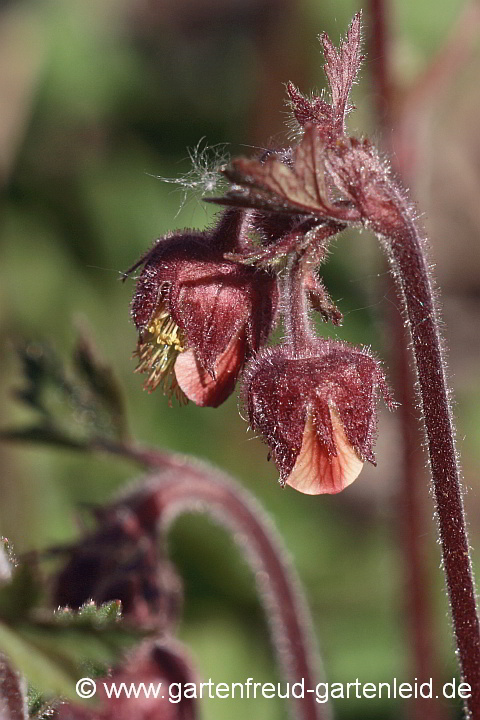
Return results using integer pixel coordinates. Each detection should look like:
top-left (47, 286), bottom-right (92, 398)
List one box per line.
top-left (53, 501), bottom-right (182, 631)
top-left (244, 340), bottom-right (393, 494)
top-left (127, 210), bottom-right (278, 406)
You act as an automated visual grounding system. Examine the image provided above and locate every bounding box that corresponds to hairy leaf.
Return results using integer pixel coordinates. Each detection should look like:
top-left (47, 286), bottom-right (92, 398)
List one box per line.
top-left (287, 12), bottom-right (363, 138)
top-left (209, 126), bottom-right (359, 222)
top-left (320, 11), bottom-right (363, 133)
top-left (0, 601), bottom-right (141, 703)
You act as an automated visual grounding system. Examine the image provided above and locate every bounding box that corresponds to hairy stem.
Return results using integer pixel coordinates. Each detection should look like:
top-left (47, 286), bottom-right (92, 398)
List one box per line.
top-left (0, 655), bottom-right (27, 720)
top-left (283, 223), bottom-right (340, 353)
top-left (284, 250), bottom-right (315, 353)
top-left (367, 3), bottom-right (443, 717)
top-left (96, 438), bottom-right (330, 720)
top-left (371, 189), bottom-right (480, 718)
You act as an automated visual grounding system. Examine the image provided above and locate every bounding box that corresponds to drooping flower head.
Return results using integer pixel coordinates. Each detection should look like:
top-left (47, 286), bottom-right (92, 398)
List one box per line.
top-left (53, 498), bottom-right (182, 630)
top-left (126, 209), bottom-right (278, 407)
top-left (244, 340), bottom-right (393, 495)
top-left (56, 640), bottom-right (198, 720)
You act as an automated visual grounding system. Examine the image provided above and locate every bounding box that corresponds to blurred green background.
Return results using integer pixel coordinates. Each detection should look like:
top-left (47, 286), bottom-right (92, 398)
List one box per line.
top-left (1, 0), bottom-right (479, 718)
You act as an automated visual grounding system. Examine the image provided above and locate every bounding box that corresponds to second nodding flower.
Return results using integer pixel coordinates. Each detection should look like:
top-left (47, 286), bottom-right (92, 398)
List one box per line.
top-left (244, 341), bottom-right (393, 495)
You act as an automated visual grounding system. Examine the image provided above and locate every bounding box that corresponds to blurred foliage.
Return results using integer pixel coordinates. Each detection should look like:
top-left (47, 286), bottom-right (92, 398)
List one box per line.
top-left (0, 556), bottom-right (140, 706)
top-left (1, 335), bottom-right (127, 448)
top-left (0, 1), bottom-right (479, 719)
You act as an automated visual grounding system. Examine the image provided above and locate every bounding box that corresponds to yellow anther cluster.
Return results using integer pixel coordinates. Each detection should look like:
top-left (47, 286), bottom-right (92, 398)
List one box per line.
top-left (148, 310), bottom-right (185, 352)
top-left (134, 306), bottom-right (187, 403)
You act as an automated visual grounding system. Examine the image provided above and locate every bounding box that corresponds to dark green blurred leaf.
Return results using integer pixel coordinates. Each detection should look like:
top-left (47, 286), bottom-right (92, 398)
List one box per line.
top-left (3, 335), bottom-right (128, 452)
top-left (0, 595), bottom-right (142, 702)
top-left (13, 343), bottom-right (71, 419)
top-left (0, 565), bottom-right (42, 623)
top-left (0, 426), bottom-right (86, 451)
top-left (73, 332), bottom-right (127, 441)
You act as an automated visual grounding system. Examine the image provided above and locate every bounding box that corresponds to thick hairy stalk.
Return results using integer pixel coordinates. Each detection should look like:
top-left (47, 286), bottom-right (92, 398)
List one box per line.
top-left (373, 189), bottom-right (480, 718)
top-left (367, 3), bottom-right (443, 718)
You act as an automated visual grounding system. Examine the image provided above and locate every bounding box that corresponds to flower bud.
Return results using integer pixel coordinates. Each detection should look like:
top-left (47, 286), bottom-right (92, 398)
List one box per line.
top-left (128, 210), bottom-right (278, 406)
top-left (56, 640), bottom-right (198, 720)
top-left (53, 501), bottom-right (182, 631)
top-left (244, 341), bottom-right (393, 494)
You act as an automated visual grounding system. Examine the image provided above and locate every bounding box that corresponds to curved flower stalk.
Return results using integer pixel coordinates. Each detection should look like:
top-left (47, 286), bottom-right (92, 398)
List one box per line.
top-left (367, 4), bottom-right (480, 717)
top-left (326, 139), bottom-right (480, 716)
top-left (53, 444), bottom-right (331, 720)
top-left (117, 466), bottom-right (329, 720)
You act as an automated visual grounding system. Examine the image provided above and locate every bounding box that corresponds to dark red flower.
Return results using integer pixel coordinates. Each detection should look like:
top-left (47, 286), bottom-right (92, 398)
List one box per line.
top-left (126, 210), bottom-right (278, 407)
top-left (53, 501), bottom-right (182, 631)
top-left (244, 340), bottom-right (393, 494)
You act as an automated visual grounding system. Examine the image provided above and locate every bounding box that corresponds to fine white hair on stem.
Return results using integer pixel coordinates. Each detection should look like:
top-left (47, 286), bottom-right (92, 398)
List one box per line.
top-left (148, 138), bottom-right (230, 217)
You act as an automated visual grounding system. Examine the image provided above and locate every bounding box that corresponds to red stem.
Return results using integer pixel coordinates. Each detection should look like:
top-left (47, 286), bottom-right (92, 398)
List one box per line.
top-left (284, 250), bottom-right (316, 353)
top-left (0, 656), bottom-right (27, 720)
top-left (367, 4), bottom-right (443, 719)
top-left (371, 187), bottom-right (480, 719)
top-left (283, 223), bottom-right (341, 353)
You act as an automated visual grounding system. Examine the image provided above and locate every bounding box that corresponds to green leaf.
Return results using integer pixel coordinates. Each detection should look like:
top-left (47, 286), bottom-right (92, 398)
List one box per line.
top-left (0, 603), bottom-right (142, 702)
top-left (0, 623), bottom-right (80, 701)
top-left (73, 333), bottom-right (127, 441)
top-left (0, 565), bottom-right (42, 623)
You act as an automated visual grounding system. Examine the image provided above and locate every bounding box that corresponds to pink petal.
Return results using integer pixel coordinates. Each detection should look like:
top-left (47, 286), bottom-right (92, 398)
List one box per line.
top-left (174, 331), bottom-right (246, 407)
top-left (287, 408), bottom-right (363, 494)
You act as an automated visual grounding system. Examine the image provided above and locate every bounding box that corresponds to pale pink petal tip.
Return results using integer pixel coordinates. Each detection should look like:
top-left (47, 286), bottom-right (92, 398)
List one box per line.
top-left (174, 332), bottom-right (246, 407)
top-left (286, 408), bottom-right (364, 495)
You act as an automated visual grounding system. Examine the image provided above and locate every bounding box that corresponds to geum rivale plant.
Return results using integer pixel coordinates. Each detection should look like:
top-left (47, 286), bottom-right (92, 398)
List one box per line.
top-left (1, 11), bottom-right (479, 720)
top-left (125, 12), bottom-right (480, 718)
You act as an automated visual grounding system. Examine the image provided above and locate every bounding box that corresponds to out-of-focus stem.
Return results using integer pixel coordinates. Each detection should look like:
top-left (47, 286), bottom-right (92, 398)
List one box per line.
top-left (94, 437), bottom-right (330, 720)
top-left (368, 0), bottom-right (392, 129)
top-left (394, 1), bottom-right (480, 178)
top-left (0, 655), bottom-right (27, 720)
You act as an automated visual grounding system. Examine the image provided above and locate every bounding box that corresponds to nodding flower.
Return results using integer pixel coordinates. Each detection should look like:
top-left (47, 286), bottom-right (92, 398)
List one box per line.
top-left (126, 210), bottom-right (278, 407)
top-left (53, 497), bottom-right (182, 630)
top-left (244, 340), bottom-right (393, 495)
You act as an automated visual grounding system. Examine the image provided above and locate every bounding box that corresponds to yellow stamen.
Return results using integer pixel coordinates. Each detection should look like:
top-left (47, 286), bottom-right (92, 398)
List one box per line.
top-left (133, 305), bottom-right (188, 404)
